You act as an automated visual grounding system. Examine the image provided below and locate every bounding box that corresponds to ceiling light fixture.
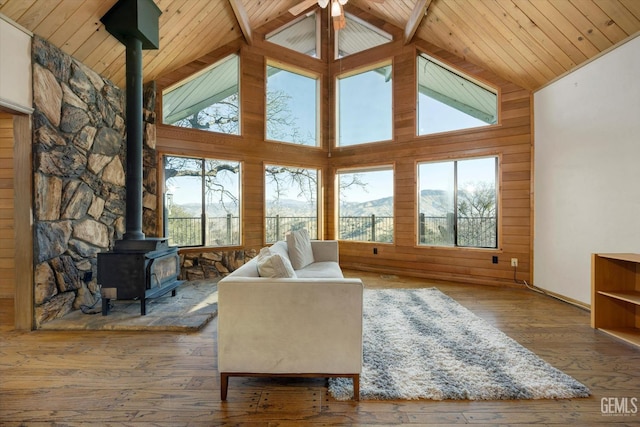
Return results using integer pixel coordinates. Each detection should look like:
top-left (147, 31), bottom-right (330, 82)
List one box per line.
top-left (330, 0), bottom-right (342, 17)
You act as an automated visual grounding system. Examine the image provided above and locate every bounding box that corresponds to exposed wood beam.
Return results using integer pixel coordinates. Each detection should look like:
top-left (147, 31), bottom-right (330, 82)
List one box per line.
top-left (289, 0), bottom-right (317, 17)
top-left (404, 0), bottom-right (432, 45)
top-left (229, 0), bottom-right (252, 46)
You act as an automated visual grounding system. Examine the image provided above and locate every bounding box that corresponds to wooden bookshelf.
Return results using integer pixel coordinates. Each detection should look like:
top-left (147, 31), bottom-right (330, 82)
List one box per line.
top-left (591, 253), bottom-right (640, 348)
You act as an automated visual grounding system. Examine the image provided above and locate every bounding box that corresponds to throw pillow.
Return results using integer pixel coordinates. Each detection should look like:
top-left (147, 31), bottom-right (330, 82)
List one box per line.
top-left (256, 247), bottom-right (296, 278)
top-left (286, 229), bottom-right (315, 270)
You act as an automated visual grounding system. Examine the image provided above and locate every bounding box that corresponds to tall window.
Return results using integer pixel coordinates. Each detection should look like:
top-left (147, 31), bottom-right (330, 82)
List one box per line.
top-left (265, 165), bottom-right (319, 243)
top-left (266, 63), bottom-right (319, 146)
top-left (337, 63), bottom-right (392, 146)
top-left (337, 167), bottom-right (394, 242)
top-left (418, 157), bottom-right (497, 248)
top-left (162, 54), bottom-right (240, 135)
top-left (164, 155), bottom-right (241, 247)
top-left (417, 54), bottom-right (497, 136)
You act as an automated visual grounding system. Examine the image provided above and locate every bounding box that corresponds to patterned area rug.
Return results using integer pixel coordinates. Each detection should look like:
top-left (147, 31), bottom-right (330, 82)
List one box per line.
top-left (329, 288), bottom-right (590, 401)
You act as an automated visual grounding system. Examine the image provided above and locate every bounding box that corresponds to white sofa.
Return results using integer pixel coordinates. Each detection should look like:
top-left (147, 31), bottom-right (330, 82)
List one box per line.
top-left (217, 240), bottom-right (363, 400)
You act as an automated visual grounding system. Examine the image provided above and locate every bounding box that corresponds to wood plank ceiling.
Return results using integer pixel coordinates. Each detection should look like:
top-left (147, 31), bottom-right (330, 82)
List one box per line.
top-left (1, 0), bottom-right (639, 91)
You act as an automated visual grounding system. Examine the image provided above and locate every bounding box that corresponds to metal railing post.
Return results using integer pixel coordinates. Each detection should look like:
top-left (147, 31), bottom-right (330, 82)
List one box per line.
top-left (371, 214), bottom-right (376, 241)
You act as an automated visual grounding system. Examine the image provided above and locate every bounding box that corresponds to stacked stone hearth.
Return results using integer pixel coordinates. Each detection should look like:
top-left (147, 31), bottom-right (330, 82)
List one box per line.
top-left (32, 37), bottom-right (158, 327)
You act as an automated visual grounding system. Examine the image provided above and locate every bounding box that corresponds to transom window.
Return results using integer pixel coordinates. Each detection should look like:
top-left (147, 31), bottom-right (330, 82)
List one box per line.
top-left (417, 53), bottom-right (498, 136)
top-left (418, 157), bottom-right (497, 248)
top-left (265, 165), bottom-right (320, 243)
top-left (337, 166), bottom-right (394, 242)
top-left (337, 63), bottom-right (392, 146)
top-left (163, 155), bottom-right (241, 247)
top-left (336, 13), bottom-right (392, 59)
top-left (266, 63), bottom-right (319, 146)
top-left (162, 54), bottom-right (240, 135)
top-left (266, 11), bottom-right (320, 58)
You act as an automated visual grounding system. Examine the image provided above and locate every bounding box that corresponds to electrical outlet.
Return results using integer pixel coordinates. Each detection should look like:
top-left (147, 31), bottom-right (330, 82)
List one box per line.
top-left (511, 258), bottom-right (518, 267)
top-left (373, 247), bottom-right (378, 255)
top-left (492, 256), bottom-right (498, 264)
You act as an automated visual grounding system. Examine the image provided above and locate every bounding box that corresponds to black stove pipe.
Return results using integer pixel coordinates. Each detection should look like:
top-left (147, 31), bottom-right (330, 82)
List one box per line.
top-left (124, 36), bottom-right (144, 240)
top-left (101, 0), bottom-right (161, 242)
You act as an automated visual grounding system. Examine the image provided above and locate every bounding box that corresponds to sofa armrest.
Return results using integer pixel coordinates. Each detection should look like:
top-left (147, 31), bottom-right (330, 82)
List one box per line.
top-left (218, 277), bottom-right (363, 374)
top-left (310, 240), bottom-right (339, 263)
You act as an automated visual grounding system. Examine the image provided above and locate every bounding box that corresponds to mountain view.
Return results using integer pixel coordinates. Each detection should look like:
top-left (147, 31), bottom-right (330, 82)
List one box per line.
top-left (171, 189), bottom-right (453, 218)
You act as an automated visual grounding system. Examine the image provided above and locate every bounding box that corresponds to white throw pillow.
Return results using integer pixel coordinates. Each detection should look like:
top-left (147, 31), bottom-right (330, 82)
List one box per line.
top-left (256, 247), bottom-right (296, 278)
top-left (286, 229), bottom-right (315, 270)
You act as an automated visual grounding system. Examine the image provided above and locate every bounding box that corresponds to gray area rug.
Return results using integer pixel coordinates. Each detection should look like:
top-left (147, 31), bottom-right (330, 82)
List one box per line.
top-left (39, 279), bottom-right (218, 332)
top-left (329, 288), bottom-right (590, 401)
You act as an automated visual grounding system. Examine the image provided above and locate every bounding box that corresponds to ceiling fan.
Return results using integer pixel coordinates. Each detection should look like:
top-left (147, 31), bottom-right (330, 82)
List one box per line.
top-left (289, 0), bottom-right (384, 30)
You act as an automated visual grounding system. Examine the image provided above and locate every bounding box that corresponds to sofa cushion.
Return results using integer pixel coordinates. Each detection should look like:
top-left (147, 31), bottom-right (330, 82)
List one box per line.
top-left (268, 241), bottom-right (290, 261)
top-left (295, 261), bottom-right (344, 278)
top-left (286, 229), bottom-right (315, 270)
top-left (256, 247), bottom-right (296, 278)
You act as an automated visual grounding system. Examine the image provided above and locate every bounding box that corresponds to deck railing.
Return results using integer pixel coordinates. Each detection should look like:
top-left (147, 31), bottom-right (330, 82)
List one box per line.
top-left (265, 215), bottom-right (318, 243)
top-left (167, 214), bottom-right (240, 247)
top-left (419, 213), bottom-right (496, 248)
top-left (167, 214), bottom-right (496, 247)
top-left (338, 215), bottom-right (394, 243)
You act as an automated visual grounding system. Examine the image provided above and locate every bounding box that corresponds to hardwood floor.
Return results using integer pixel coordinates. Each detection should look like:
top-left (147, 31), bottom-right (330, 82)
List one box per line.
top-left (1, 270), bottom-right (639, 426)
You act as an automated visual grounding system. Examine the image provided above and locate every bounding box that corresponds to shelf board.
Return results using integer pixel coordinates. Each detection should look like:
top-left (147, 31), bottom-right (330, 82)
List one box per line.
top-left (597, 327), bottom-right (640, 347)
top-left (597, 253), bottom-right (640, 263)
top-left (597, 290), bottom-right (640, 305)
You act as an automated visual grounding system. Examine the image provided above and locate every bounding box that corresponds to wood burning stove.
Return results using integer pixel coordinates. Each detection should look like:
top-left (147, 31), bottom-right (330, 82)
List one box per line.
top-left (98, 238), bottom-right (183, 315)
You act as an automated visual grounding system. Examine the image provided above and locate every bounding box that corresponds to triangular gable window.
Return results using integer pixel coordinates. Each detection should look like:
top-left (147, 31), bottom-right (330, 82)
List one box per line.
top-left (266, 12), bottom-right (320, 58)
top-left (336, 13), bottom-right (392, 59)
top-left (417, 53), bottom-right (498, 136)
top-left (162, 54), bottom-right (240, 135)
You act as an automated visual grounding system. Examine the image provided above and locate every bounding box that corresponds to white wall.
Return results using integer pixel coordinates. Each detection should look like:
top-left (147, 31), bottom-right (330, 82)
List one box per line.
top-left (0, 13), bottom-right (32, 114)
top-left (534, 35), bottom-right (640, 306)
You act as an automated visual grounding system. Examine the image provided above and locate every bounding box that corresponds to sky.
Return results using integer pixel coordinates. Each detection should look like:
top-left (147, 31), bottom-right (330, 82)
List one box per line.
top-left (167, 57), bottom-right (496, 208)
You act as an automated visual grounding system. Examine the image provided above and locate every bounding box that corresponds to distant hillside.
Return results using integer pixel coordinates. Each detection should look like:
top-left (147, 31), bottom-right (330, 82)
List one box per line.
top-left (171, 189), bottom-right (452, 218)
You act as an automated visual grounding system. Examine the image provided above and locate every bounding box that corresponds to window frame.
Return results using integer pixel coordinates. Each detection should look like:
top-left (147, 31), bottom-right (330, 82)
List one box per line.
top-left (334, 13), bottom-right (393, 59)
top-left (265, 59), bottom-right (321, 148)
top-left (416, 155), bottom-right (499, 250)
top-left (335, 164), bottom-right (395, 243)
top-left (263, 163), bottom-right (322, 244)
top-left (416, 51), bottom-right (500, 137)
top-left (335, 60), bottom-right (394, 148)
top-left (163, 154), bottom-right (242, 249)
top-left (265, 10), bottom-right (321, 59)
top-left (161, 53), bottom-right (241, 136)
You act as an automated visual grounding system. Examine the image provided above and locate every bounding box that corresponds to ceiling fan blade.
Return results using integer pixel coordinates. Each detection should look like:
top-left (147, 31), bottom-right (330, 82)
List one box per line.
top-left (369, 0), bottom-right (384, 3)
top-left (289, 0), bottom-right (318, 16)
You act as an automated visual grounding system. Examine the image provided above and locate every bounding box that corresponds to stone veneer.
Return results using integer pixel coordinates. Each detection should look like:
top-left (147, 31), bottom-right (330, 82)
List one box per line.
top-left (31, 36), bottom-right (257, 326)
top-left (179, 249), bottom-right (257, 281)
top-left (32, 37), bottom-right (158, 327)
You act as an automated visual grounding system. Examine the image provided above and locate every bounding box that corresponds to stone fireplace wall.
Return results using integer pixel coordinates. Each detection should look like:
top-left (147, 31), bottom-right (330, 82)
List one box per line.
top-left (32, 37), bottom-right (159, 327)
top-left (31, 36), bottom-right (255, 326)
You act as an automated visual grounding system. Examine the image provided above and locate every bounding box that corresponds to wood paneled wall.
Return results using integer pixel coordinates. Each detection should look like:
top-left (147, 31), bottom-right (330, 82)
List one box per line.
top-left (0, 112), bottom-right (32, 330)
top-left (0, 112), bottom-right (15, 329)
top-left (156, 17), bottom-right (532, 287)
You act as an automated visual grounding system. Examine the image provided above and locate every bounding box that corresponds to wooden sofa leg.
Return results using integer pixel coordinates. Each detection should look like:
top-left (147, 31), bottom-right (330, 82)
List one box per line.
top-left (221, 373), bottom-right (229, 401)
top-left (353, 374), bottom-right (360, 401)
